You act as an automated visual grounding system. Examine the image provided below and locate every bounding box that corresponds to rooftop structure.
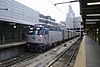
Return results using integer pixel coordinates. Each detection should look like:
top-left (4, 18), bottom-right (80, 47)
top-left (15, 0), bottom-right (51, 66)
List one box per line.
top-left (39, 14), bottom-right (55, 25)
top-left (60, 5), bottom-right (83, 35)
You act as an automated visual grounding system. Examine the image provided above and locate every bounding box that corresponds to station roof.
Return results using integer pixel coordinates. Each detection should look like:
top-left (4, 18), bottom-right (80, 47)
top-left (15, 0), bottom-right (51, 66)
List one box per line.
top-left (80, 0), bottom-right (100, 32)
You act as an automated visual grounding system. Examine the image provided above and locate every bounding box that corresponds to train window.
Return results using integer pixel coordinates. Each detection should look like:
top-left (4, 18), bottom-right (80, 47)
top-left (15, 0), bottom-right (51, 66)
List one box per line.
top-left (34, 31), bottom-right (38, 35)
top-left (28, 30), bottom-right (43, 35)
top-left (45, 31), bottom-right (48, 34)
top-left (36, 28), bottom-right (40, 30)
top-left (38, 30), bottom-right (43, 35)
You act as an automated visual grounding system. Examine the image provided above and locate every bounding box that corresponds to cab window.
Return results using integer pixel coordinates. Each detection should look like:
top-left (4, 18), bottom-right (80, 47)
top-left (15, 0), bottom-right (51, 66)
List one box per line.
top-left (45, 31), bottom-right (48, 34)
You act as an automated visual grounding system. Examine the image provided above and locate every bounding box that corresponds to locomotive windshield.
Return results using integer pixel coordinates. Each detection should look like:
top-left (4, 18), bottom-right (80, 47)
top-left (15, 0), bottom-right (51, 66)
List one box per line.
top-left (29, 27), bottom-right (43, 35)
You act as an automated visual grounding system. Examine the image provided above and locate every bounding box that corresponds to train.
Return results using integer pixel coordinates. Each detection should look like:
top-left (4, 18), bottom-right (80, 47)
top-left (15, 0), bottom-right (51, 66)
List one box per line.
top-left (27, 24), bottom-right (79, 51)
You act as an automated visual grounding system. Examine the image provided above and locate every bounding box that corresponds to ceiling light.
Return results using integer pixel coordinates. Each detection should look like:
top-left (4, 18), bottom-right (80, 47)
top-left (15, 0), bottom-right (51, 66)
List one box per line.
top-left (87, 14), bottom-right (100, 16)
top-left (14, 26), bottom-right (16, 28)
top-left (86, 22), bottom-right (96, 24)
top-left (86, 19), bottom-right (99, 21)
top-left (85, 29), bottom-right (89, 31)
top-left (87, 2), bottom-right (100, 5)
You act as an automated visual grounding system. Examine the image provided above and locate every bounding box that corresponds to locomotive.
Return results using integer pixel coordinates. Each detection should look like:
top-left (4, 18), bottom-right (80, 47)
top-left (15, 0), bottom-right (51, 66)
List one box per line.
top-left (27, 24), bottom-right (78, 51)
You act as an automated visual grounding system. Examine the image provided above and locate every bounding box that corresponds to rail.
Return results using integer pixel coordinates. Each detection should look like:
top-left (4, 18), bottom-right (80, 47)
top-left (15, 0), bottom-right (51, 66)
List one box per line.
top-left (45, 37), bottom-right (82, 67)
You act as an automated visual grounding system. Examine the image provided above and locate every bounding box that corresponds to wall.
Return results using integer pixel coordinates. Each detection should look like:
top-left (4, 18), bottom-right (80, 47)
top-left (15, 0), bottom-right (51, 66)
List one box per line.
top-left (0, 0), bottom-right (39, 25)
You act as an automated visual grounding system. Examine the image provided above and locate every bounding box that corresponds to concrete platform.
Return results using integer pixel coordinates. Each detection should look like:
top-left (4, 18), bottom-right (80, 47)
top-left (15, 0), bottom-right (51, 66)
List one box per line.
top-left (11, 37), bottom-right (80, 67)
top-left (0, 42), bottom-right (27, 49)
top-left (74, 35), bottom-right (100, 67)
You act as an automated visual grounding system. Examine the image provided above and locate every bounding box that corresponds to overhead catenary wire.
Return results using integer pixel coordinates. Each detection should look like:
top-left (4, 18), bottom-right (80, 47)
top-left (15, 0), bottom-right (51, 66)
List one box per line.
top-left (54, 0), bottom-right (78, 6)
top-left (48, 0), bottom-right (65, 15)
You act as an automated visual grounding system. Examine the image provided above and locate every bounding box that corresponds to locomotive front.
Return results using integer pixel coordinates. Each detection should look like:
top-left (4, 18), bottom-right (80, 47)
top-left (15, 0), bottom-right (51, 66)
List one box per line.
top-left (28, 27), bottom-right (44, 43)
top-left (27, 27), bottom-right (44, 51)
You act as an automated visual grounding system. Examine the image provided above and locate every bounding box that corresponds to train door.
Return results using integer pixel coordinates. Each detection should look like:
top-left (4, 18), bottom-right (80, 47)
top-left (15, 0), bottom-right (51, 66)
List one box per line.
top-left (68, 31), bottom-right (69, 39)
top-left (44, 30), bottom-right (49, 45)
top-left (62, 30), bottom-right (64, 40)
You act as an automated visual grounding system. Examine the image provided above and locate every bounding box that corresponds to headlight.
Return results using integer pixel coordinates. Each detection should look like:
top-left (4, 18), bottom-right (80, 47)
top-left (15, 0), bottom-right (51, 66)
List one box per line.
top-left (39, 35), bottom-right (43, 37)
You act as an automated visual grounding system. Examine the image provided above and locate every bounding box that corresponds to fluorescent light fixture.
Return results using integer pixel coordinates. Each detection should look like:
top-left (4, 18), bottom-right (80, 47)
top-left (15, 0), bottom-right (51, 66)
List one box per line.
top-left (86, 22), bottom-right (96, 24)
top-left (87, 2), bottom-right (100, 5)
top-left (87, 14), bottom-right (100, 16)
top-left (14, 26), bottom-right (16, 28)
top-left (97, 28), bottom-right (99, 31)
top-left (85, 29), bottom-right (89, 31)
top-left (86, 19), bottom-right (99, 21)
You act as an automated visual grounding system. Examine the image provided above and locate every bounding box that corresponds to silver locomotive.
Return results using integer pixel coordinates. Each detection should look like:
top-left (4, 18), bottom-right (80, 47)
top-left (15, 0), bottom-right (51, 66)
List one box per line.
top-left (27, 25), bottom-right (78, 51)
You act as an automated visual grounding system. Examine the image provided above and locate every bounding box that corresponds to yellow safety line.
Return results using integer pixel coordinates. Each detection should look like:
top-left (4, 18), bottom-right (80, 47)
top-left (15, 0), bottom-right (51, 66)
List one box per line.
top-left (74, 36), bottom-right (86, 67)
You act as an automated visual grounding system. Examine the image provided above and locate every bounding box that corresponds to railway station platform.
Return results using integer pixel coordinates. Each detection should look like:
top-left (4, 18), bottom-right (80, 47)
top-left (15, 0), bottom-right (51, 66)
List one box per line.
top-left (0, 41), bottom-right (27, 62)
top-left (0, 41), bottom-right (27, 49)
top-left (74, 35), bottom-right (100, 67)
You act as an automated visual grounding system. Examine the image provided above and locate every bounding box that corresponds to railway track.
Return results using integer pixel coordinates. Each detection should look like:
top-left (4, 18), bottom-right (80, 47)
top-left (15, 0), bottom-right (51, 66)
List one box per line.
top-left (10, 37), bottom-right (80, 67)
top-left (0, 52), bottom-right (40, 67)
top-left (0, 37), bottom-right (80, 67)
top-left (0, 43), bottom-right (63, 67)
top-left (46, 38), bottom-right (82, 67)
top-left (0, 42), bottom-right (62, 67)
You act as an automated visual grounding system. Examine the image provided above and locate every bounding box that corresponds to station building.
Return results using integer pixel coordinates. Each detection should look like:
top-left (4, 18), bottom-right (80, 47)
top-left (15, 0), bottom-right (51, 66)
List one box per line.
top-left (61, 5), bottom-right (84, 36)
top-left (0, 0), bottom-right (58, 44)
top-left (74, 17), bottom-right (84, 36)
top-left (39, 14), bottom-right (61, 30)
top-left (0, 0), bottom-right (39, 44)
top-left (39, 14), bottom-right (56, 25)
